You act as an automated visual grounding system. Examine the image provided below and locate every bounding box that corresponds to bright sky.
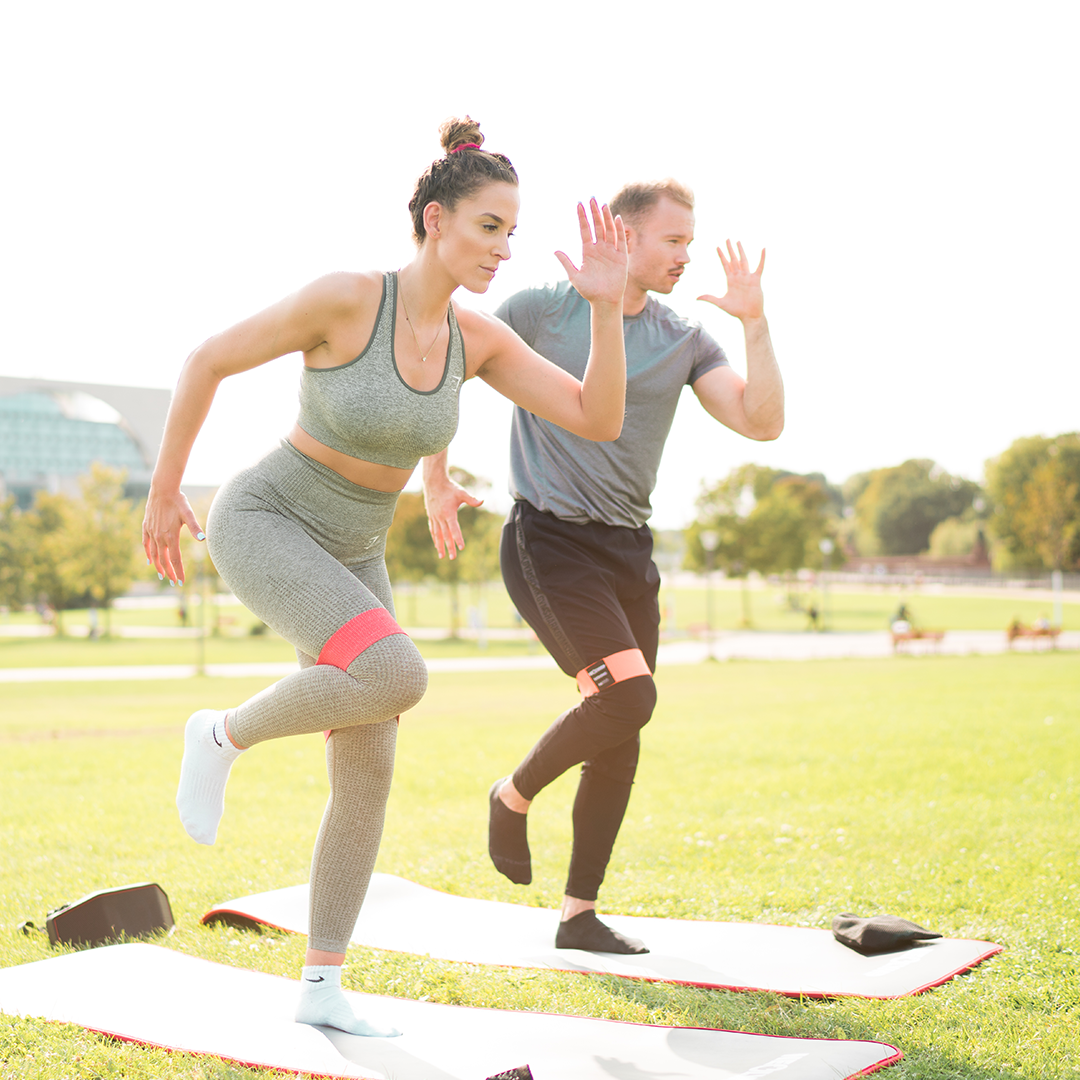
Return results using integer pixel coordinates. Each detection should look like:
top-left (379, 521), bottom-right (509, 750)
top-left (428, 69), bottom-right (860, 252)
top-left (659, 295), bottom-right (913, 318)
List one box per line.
top-left (3, 1), bottom-right (1077, 528)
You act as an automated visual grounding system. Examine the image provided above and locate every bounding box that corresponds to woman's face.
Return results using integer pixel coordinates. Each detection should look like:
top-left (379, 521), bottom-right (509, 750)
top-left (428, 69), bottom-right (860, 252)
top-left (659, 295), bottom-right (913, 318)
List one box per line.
top-left (431, 181), bottom-right (520, 293)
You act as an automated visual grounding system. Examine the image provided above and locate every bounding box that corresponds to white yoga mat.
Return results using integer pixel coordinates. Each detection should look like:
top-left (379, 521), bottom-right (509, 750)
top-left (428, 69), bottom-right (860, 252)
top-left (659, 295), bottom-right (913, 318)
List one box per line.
top-left (0, 943), bottom-right (901, 1080)
top-left (204, 874), bottom-right (1001, 999)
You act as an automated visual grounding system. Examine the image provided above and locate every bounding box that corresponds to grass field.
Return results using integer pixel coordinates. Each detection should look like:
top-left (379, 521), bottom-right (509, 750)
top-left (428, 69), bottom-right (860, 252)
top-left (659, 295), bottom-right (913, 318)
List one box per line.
top-left (1, 653), bottom-right (1078, 1078)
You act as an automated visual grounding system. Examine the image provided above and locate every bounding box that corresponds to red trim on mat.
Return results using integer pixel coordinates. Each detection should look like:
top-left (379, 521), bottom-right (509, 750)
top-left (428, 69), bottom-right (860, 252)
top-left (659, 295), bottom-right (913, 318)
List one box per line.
top-left (316, 608), bottom-right (405, 671)
top-left (65, 977), bottom-right (903, 1080)
top-left (200, 897), bottom-right (1001, 1001)
top-left (69, 1023), bottom-right (347, 1080)
top-left (69, 1012), bottom-right (902, 1080)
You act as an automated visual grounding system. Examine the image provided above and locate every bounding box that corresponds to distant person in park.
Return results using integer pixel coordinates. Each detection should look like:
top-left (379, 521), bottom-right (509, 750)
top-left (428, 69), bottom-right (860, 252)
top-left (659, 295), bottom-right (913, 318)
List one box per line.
top-left (423, 179), bottom-right (783, 953)
top-left (142, 117), bottom-right (629, 1035)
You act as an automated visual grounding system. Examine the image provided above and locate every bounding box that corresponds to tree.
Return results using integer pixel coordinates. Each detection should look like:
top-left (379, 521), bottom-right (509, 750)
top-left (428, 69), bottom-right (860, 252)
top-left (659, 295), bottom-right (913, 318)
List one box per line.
top-left (853, 459), bottom-right (981, 555)
top-left (0, 497), bottom-right (32, 612)
top-left (75, 463), bottom-right (142, 634)
top-left (745, 476), bottom-right (833, 575)
top-left (24, 490), bottom-right (85, 635)
top-left (686, 465), bottom-right (838, 626)
top-left (986, 433), bottom-right (1080, 571)
top-left (1017, 457), bottom-right (1080, 570)
top-left (384, 492), bottom-right (440, 625)
top-left (431, 468), bottom-right (502, 637)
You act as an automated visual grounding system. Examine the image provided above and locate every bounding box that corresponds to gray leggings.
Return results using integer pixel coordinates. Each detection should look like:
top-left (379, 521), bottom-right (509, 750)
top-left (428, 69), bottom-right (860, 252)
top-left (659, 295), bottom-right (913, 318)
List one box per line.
top-left (206, 441), bottom-right (427, 953)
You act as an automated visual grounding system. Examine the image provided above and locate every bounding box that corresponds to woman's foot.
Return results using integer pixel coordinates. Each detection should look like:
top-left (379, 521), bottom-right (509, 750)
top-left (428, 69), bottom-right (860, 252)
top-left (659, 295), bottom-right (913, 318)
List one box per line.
top-left (175, 709), bottom-right (243, 845)
top-left (295, 966), bottom-right (401, 1037)
top-left (488, 779), bottom-right (532, 885)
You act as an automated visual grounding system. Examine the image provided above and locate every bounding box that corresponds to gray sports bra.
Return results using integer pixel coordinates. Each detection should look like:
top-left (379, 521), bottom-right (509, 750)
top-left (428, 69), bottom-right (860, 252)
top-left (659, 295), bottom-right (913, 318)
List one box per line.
top-left (296, 271), bottom-right (465, 470)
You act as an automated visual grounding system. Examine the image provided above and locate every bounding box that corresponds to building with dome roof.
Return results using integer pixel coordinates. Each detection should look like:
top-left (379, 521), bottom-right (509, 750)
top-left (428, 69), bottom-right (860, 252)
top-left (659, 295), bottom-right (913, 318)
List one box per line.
top-left (0, 376), bottom-right (171, 508)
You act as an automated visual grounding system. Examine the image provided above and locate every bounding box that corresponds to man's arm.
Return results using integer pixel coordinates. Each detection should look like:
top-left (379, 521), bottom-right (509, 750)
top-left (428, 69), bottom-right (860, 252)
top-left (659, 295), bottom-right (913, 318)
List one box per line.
top-left (694, 241), bottom-right (784, 441)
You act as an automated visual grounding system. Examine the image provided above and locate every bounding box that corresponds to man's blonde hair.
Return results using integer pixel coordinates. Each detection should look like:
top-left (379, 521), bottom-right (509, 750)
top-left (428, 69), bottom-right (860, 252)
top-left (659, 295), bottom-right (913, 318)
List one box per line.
top-left (609, 179), bottom-right (694, 230)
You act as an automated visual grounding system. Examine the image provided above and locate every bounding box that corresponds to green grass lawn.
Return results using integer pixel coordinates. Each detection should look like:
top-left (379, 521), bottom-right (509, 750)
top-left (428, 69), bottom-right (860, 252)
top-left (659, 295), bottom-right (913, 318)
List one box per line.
top-left (1, 584), bottom-right (1076, 673)
top-left (1, 654), bottom-right (1078, 1077)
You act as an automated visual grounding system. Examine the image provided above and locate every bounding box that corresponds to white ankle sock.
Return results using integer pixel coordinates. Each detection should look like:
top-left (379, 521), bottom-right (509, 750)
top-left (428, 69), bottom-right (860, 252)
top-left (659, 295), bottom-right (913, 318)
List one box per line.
top-left (176, 709), bottom-right (244, 845)
top-left (295, 965), bottom-right (401, 1037)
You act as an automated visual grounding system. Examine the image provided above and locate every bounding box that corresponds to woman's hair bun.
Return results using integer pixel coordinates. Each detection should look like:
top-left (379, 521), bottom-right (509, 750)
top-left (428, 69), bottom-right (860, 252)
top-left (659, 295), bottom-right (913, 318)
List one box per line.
top-left (439, 116), bottom-right (484, 154)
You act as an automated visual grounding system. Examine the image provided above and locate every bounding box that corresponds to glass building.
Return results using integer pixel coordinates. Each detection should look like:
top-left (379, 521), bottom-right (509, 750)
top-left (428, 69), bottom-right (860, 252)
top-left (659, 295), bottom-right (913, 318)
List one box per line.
top-left (0, 376), bottom-right (171, 508)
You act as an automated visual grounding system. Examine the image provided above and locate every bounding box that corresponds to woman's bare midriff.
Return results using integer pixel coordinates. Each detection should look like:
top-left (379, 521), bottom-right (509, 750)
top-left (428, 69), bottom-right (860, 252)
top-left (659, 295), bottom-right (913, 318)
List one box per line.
top-left (288, 424), bottom-right (413, 493)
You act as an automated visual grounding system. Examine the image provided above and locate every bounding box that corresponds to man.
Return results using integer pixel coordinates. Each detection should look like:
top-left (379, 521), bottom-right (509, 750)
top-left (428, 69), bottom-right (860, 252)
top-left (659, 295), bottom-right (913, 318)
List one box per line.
top-left (423, 180), bottom-right (783, 952)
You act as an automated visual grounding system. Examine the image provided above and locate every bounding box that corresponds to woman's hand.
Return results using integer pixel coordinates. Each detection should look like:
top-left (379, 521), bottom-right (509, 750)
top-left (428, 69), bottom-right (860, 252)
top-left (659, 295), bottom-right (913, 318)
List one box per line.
top-left (422, 450), bottom-right (483, 560)
top-left (555, 199), bottom-right (627, 306)
top-left (143, 487), bottom-right (204, 586)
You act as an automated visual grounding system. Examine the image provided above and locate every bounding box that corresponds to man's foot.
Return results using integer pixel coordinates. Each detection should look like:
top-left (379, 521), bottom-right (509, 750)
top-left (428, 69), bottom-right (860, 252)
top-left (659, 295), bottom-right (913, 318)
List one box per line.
top-left (295, 966), bottom-right (401, 1037)
top-left (555, 910), bottom-right (648, 954)
top-left (176, 709), bottom-right (244, 845)
top-left (488, 779), bottom-right (532, 885)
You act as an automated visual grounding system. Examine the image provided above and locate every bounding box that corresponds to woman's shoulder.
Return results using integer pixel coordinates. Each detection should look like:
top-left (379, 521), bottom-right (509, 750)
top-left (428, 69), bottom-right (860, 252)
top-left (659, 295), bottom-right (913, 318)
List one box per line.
top-left (450, 305), bottom-right (516, 376)
top-left (452, 304), bottom-right (509, 339)
top-left (300, 269), bottom-right (386, 313)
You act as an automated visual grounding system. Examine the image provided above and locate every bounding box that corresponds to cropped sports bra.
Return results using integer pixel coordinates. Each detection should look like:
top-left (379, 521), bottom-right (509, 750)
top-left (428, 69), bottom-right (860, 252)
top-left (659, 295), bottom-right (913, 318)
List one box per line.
top-left (296, 271), bottom-right (465, 470)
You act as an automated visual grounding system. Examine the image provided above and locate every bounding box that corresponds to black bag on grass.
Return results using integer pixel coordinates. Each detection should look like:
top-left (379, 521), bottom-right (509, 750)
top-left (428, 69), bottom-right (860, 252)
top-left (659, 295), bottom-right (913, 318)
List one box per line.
top-left (832, 912), bottom-right (941, 954)
top-left (46, 883), bottom-right (174, 948)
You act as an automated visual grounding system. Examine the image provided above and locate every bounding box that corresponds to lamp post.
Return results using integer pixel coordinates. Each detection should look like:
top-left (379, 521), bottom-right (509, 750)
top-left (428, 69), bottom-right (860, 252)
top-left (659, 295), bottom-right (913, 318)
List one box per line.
top-left (190, 541), bottom-right (207, 676)
top-left (818, 537), bottom-right (834, 631)
top-left (700, 529), bottom-right (720, 661)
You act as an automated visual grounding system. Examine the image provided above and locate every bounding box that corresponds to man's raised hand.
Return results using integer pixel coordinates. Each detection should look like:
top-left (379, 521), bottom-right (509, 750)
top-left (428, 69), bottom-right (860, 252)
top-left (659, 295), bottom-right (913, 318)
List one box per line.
top-left (698, 240), bottom-right (766, 322)
top-left (555, 198), bottom-right (627, 305)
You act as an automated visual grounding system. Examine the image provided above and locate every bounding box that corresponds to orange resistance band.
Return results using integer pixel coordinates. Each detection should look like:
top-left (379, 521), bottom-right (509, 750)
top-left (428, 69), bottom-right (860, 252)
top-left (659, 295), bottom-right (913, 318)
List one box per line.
top-left (317, 608), bottom-right (406, 671)
top-left (576, 648), bottom-right (651, 698)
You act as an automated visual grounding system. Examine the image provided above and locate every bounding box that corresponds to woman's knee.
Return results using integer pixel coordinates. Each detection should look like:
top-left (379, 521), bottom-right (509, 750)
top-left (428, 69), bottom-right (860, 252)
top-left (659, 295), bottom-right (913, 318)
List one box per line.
top-left (347, 633), bottom-right (428, 717)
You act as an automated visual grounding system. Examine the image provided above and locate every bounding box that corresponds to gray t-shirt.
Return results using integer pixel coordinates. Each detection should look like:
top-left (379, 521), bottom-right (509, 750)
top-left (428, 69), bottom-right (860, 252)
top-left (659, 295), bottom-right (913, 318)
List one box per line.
top-left (496, 281), bottom-right (728, 528)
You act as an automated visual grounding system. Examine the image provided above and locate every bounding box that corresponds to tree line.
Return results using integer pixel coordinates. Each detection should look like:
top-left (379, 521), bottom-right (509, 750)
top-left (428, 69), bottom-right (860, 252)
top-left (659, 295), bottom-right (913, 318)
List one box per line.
top-left (0, 464), bottom-right (144, 634)
top-left (684, 431), bottom-right (1080, 578)
top-left (2, 434), bottom-right (1076, 631)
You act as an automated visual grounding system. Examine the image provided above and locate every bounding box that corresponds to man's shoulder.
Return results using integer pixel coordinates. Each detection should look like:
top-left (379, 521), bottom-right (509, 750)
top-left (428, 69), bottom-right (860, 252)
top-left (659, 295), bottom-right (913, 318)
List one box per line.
top-left (639, 295), bottom-right (703, 335)
top-left (502, 279), bottom-right (578, 311)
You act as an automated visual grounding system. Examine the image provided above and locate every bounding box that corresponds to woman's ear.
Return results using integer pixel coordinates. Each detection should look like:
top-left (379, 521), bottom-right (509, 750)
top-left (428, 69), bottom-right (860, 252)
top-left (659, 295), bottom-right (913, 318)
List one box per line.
top-left (422, 201), bottom-right (444, 240)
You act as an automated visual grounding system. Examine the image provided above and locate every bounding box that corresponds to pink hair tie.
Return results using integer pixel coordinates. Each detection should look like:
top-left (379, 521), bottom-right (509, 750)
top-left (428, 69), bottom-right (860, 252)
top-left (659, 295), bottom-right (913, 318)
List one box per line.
top-left (451, 143), bottom-right (481, 153)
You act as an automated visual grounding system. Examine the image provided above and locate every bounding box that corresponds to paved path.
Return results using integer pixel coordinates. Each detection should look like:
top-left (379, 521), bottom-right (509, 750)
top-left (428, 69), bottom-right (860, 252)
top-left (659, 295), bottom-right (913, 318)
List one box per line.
top-left (0, 630), bottom-right (1074, 683)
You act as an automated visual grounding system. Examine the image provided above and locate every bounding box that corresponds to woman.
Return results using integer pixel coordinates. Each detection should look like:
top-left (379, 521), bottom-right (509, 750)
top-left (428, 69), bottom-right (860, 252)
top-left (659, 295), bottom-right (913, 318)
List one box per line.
top-left (143, 117), bottom-right (627, 1037)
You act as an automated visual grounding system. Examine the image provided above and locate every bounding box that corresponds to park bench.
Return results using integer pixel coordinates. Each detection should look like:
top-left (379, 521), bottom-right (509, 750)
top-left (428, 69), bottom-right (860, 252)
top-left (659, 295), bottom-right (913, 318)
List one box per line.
top-left (1006, 623), bottom-right (1060, 649)
top-left (890, 628), bottom-right (945, 653)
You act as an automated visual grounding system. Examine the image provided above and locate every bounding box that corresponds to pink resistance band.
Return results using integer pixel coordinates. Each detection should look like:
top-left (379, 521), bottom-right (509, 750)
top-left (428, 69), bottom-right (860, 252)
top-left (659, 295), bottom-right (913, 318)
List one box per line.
top-left (318, 609), bottom-right (408, 740)
top-left (317, 608), bottom-right (406, 671)
top-left (576, 648), bottom-right (651, 698)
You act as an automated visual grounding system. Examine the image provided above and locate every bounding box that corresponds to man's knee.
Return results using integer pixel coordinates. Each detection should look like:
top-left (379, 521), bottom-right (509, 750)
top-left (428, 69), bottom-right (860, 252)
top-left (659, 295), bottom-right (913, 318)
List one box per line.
top-left (586, 674), bottom-right (656, 732)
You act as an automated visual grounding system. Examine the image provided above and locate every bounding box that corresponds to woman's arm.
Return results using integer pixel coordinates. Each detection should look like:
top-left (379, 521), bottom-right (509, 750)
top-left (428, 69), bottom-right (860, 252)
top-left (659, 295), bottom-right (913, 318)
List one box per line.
top-left (425, 201), bottom-right (628, 559)
top-left (143, 272), bottom-right (378, 584)
top-left (470, 199), bottom-right (628, 440)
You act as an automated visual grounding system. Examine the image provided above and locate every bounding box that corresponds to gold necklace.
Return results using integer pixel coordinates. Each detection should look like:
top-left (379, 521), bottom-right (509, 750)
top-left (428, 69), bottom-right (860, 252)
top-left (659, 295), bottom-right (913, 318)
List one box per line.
top-left (398, 277), bottom-right (447, 363)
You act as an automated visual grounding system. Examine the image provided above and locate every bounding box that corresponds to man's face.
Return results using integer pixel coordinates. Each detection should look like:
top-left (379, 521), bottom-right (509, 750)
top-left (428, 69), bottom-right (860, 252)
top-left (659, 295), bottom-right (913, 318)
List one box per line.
top-left (626, 196), bottom-right (695, 295)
